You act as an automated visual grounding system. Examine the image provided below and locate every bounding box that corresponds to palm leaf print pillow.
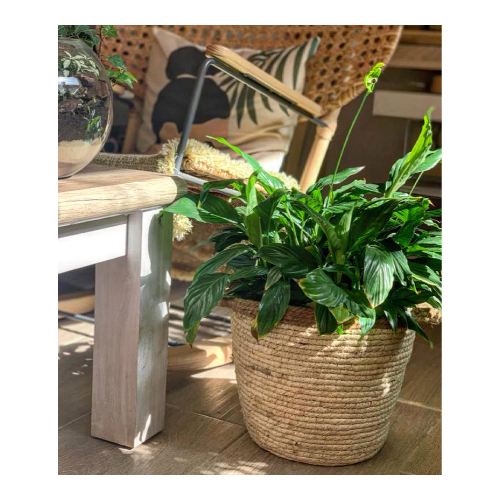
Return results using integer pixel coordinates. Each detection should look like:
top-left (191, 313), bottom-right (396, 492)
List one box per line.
top-left (137, 28), bottom-right (320, 172)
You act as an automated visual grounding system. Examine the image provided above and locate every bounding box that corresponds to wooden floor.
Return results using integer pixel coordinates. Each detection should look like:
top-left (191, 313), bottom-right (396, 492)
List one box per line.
top-left (58, 318), bottom-right (441, 475)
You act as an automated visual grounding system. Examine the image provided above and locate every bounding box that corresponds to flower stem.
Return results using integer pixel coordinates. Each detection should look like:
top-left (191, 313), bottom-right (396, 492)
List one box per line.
top-left (409, 172), bottom-right (424, 196)
top-left (328, 91), bottom-right (369, 203)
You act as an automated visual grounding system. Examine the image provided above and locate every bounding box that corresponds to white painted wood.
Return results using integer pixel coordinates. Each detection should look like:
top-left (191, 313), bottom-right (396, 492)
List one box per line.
top-left (373, 90), bottom-right (442, 122)
top-left (58, 216), bottom-right (127, 274)
top-left (91, 209), bottom-right (172, 448)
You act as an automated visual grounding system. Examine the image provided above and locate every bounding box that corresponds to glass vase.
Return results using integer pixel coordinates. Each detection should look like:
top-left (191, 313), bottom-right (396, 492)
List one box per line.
top-left (58, 37), bottom-right (113, 178)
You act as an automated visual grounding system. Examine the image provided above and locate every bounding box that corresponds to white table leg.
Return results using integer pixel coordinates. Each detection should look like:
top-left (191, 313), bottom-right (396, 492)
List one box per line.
top-left (91, 209), bottom-right (172, 448)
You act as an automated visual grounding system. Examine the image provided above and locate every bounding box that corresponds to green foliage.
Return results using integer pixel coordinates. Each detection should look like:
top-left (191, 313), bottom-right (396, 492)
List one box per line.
top-left (163, 64), bottom-right (442, 344)
top-left (364, 62), bottom-right (385, 93)
top-left (58, 25), bottom-right (137, 89)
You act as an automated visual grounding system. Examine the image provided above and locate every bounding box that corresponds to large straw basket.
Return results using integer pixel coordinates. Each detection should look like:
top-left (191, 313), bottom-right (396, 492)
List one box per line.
top-left (227, 298), bottom-right (416, 466)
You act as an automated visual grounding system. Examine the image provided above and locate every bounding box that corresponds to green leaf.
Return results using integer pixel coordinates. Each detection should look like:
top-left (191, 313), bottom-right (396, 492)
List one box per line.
top-left (252, 280), bottom-right (291, 338)
top-left (161, 196), bottom-right (202, 221)
top-left (335, 205), bottom-right (354, 263)
top-left (391, 288), bottom-right (434, 308)
top-left (183, 273), bottom-right (230, 342)
top-left (163, 194), bottom-right (240, 225)
top-left (265, 267), bottom-right (282, 290)
top-left (404, 310), bottom-right (433, 346)
top-left (299, 269), bottom-right (347, 307)
top-left (413, 149), bottom-right (442, 174)
top-left (358, 307), bottom-right (376, 337)
top-left (194, 244), bottom-right (253, 278)
top-left (244, 211), bottom-right (263, 248)
top-left (385, 108), bottom-right (434, 197)
top-left (185, 323), bottom-right (200, 345)
top-left (207, 136), bottom-right (284, 191)
top-left (229, 266), bottom-right (268, 282)
top-left (211, 227), bottom-right (247, 252)
top-left (363, 245), bottom-right (394, 307)
top-left (200, 179), bottom-right (241, 206)
top-left (315, 304), bottom-right (338, 335)
top-left (102, 25), bottom-right (118, 38)
top-left (364, 62), bottom-right (385, 93)
top-left (390, 248), bottom-right (412, 285)
top-left (344, 289), bottom-right (374, 319)
top-left (107, 54), bottom-right (127, 70)
top-left (306, 167), bottom-right (365, 194)
top-left (254, 188), bottom-right (286, 223)
top-left (383, 301), bottom-right (399, 334)
top-left (408, 262), bottom-right (442, 289)
top-left (349, 199), bottom-right (400, 252)
top-left (322, 264), bottom-right (357, 283)
top-left (330, 304), bottom-right (355, 324)
top-left (290, 201), bottom-right (342, 256)
top-left (257, 244), bottom-right (317, 278)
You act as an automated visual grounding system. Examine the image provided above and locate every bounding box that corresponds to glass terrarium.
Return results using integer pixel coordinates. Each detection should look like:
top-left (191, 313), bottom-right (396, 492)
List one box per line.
top-left (58, 38), bottom-right (113, 178)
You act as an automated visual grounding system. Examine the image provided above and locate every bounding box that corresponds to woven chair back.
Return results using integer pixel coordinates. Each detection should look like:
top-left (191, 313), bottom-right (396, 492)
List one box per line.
top-left (100, 25), bottom-right (402, 113)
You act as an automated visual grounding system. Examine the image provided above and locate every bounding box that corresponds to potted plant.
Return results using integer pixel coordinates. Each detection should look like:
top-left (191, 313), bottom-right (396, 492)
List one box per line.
top-left (162, 63), bottom-right (442, 466)
top-left (58, 25), bottom-right (137, 178)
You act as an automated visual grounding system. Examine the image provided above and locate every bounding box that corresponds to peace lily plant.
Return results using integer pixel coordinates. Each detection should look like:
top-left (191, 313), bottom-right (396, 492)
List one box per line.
top-left (163, 63), bottom-right (442, 345)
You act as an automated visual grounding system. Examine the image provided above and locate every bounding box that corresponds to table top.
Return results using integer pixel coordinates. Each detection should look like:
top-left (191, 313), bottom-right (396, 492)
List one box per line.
top-left (58, 165), bottom-right (186, 226)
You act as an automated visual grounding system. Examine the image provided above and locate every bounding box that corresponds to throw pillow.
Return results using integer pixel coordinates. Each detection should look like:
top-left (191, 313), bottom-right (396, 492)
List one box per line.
top-left (137, 28), bottom-right (320, 171)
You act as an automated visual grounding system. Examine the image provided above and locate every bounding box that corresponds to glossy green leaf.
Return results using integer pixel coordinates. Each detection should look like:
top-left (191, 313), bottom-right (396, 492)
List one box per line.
top-left (107, 54), bottom-right (127, 70)
top-left (404, 309), bottom-right (433, 346)
top-left (252, 280), bottom-right (291, 338)
top-left (257, 244), bottom-right (317, 278)
top-left (385, 108), bottom-right (434, 197)
top-left (207, 136), bottom-right (284, 191)
top-left (330, 304), bottom-right (355, 324)
top-left (211, 227), bottom-right (247, 252)
top-left (254, 188), bottom-right (286, 223)
top-left (162, 194), bottom-right (240, 225)
top-left (290, 201), bottom-right (342, 255)
top-left (363, 245), bottom-right (394, 307)
top-left (350, 199), bottom-right (400, 252)
top-left (265, 267), bottom-right (282, 290)
top-left (315, 304), bottom-right (338, 335)
top-left (306, 167), bottom-right (365, 194)
top-left (322, 264), bottom-right (357, 283)
top-left (229, 266), bottom-right (268, 282)
top-left (413, 149), bottom-right (442, 174)
top-left (409, 262), bottom-right (442, 289)
top-left (183, 273), bottom-right (230, 342)
top-left (194, 244), bottom-right (253, 278)
top-left (200, 179), bottom-right (241, 205)
top-left (382, 301), bottom-right (399, 334)
top-left (358, 307), bottom-right (376, 337)
top-left (364, 62), bottom-right (384, 93)
top-left (299, 269), bottom-right (347, 307)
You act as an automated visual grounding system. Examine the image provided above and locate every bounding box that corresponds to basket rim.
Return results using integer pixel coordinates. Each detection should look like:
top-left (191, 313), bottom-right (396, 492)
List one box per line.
top-left (221, 297), bottom-right (404, 333)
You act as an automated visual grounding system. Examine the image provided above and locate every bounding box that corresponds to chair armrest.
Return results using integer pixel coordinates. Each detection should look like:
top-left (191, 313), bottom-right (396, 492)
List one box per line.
top-left (205, 44), bottom-right (323, 118)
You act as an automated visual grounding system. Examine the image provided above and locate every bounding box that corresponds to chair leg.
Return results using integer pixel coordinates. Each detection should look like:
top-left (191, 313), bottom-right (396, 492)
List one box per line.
top-left (299, 109), bottom-right (340, 191)
top-left (122, 104), bottom-right (142, 154)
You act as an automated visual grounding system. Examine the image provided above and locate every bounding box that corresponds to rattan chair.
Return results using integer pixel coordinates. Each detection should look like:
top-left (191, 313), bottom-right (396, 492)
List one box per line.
top-left (101, 25), bottom-right (402, 190)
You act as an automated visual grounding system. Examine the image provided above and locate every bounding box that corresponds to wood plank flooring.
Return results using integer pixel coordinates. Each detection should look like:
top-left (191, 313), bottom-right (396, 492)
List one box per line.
top-left (58, 318), bottom-right (441, 475)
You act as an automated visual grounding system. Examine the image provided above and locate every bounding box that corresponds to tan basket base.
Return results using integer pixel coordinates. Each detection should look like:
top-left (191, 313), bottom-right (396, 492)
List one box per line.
top-left (228, 298), bottom-right (415, 467)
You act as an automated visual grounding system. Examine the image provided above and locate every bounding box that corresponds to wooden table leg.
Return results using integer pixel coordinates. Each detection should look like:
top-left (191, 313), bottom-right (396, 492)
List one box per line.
top-left (91, 209), bottom-right (172, 448)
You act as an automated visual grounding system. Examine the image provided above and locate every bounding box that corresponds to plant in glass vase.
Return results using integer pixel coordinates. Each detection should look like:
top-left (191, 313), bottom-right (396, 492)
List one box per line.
top-left (58, 25), bottom-right (137, 178)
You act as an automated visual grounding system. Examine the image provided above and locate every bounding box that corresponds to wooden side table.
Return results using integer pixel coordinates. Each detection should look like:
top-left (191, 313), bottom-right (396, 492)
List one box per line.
top-left (58, 165), bottom-right (186, 448)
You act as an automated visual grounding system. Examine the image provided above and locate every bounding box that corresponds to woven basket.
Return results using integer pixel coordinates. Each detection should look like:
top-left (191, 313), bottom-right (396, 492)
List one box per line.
top-left (227, 298), bottom-right (415, 466)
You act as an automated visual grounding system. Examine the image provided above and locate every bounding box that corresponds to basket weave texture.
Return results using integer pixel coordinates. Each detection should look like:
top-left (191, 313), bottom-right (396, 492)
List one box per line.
top-left (227, 298), bottom-right (415, 466)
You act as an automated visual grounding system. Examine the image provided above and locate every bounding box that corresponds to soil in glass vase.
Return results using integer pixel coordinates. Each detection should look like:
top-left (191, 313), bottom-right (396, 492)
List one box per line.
top-left (58, 37), bottom-right (113, 178)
